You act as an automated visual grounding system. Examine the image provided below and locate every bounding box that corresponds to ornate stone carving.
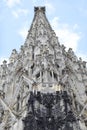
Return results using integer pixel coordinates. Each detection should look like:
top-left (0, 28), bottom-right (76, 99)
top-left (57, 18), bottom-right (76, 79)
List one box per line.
top-left (0, 6), bottom-right (87, 130)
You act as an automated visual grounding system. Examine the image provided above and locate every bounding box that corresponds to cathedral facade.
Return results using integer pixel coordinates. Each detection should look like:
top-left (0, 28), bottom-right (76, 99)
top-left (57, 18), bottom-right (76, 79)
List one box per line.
top-left (0, 7), bottom-right (87, 130)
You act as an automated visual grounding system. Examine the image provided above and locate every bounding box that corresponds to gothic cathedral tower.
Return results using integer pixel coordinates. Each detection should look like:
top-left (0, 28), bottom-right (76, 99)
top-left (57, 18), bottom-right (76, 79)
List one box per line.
top-left (0, 7), bottom-right (87, 130)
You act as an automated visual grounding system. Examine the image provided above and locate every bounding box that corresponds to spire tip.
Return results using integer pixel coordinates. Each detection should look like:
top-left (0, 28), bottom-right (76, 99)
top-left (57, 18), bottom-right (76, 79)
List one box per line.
top-left (34, 6), bottom-right (45, 14)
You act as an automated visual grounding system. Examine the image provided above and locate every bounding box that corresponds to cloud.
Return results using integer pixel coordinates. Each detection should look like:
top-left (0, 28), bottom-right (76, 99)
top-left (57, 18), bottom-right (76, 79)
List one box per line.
top-left (18, 16), bottom-right (81, 53)
top-left (32, 0), bottom-right (55, 14)
top-left (12, 9), bottom-right (29, 18)
top-left (45, 1), bottom-right (55, 14)
top-left (5, 0), bottom-right (21, 8)
top-left (18, 24), bottom-right (28, 40)
top-left (32, 0), bottom-right (37, 4)
top-left (51, 17), bottom-right (81, 52)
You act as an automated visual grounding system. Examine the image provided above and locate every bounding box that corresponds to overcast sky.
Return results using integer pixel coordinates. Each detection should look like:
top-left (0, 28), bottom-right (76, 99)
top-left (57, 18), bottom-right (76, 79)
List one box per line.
top-left (0, 0), bottom-right (87, 63)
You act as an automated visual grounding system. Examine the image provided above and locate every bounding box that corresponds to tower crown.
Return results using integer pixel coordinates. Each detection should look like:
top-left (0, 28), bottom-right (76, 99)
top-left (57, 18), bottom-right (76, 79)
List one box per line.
top-left (34, 6), bottom-right (45, 14)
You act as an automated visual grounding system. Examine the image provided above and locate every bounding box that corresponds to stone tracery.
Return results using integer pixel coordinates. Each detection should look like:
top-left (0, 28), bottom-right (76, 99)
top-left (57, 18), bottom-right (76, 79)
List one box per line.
top-left (0, 6), bottom-right (87, 130)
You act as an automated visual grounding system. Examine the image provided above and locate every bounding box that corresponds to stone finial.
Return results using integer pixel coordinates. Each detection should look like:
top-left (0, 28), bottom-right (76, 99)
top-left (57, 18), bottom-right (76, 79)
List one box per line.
top-left (3, 60), bottom-right (7, 64)
top-left (34, 6), bottom-right (45, 14)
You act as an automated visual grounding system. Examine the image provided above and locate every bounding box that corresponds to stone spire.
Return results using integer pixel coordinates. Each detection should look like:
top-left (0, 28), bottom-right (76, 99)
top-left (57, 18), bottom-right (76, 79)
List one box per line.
top-left (0, 6), bottom-right (87, 130)
top-left (23, 6), bottom-right (62, 90)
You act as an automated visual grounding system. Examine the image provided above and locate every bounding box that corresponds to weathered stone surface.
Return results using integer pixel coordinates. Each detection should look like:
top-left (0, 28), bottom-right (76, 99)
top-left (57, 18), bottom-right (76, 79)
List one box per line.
top-left (0, 6), bottom-right (87, 130)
